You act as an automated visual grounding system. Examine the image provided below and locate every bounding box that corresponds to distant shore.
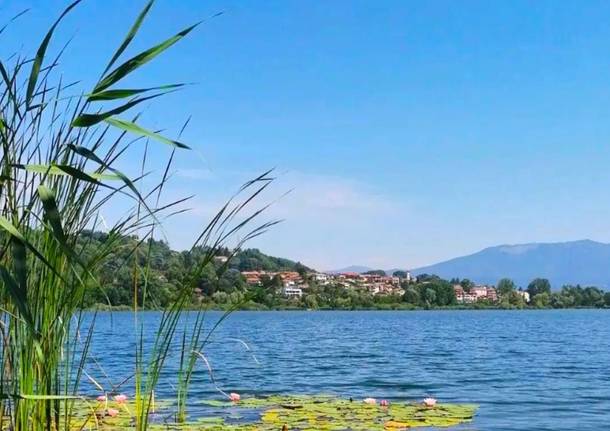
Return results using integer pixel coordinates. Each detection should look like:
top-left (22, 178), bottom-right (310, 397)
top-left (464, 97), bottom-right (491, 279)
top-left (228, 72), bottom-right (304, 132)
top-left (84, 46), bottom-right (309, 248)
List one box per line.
top-left (88, 303), bottom-right (610, 312)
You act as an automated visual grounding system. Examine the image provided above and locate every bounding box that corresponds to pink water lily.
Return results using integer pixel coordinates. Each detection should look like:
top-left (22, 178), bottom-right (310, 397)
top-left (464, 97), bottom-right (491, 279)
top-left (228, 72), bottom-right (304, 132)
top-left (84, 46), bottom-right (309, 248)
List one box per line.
top-left (363, 397), bottom-right (377, 405)
top-left (96, 395), bottom-right (107, 402)
top-left (229, 393), bottom-right (241, 402)
top-left (380, 399), bottom-right (389, 407)
top-left (106, 408), bottom-right (119, 417)
top-left (423, 397), bottom-right (437, 407)
top-left (114, 394), bottom-right (128, 404)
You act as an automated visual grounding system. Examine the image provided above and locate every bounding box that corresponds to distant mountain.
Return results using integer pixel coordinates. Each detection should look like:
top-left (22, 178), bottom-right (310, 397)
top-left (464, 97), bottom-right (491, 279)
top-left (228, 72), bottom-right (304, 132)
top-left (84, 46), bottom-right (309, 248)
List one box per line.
top-left (411, 240), bottom-right (610, 288)
top-left (326, 265), bottom-right (373, 274)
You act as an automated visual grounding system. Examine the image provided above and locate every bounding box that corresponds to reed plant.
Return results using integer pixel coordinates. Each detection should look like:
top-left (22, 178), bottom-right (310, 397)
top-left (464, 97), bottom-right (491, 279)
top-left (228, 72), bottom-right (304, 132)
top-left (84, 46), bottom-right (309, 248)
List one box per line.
top-left (0, 1), bottom-right (274, 429)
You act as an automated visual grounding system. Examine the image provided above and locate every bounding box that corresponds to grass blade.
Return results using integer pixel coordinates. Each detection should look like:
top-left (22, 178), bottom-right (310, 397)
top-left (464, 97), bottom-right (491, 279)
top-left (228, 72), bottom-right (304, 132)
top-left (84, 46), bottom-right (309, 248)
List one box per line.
top-left (72, 93), bottom-right (163, 127)
top-left (26, 0), bottom-right (81, 108)
top-left (15, 164), bottom-right (120, 181)
top-left (104, 118), bottom-right (190, 149)
top-left (102, 0), bottom-right (154, 76)
top-left (93, 22), bottom-right (199, 93)
top-left (0, 264), bottom-right (33, 329)
top-left (87, 83), bottom-right (187, 101)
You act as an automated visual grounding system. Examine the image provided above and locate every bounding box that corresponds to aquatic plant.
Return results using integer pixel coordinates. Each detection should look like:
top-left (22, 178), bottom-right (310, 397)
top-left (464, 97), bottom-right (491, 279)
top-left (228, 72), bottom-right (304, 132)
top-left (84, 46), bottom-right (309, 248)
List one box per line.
top-left (66, 395), bottom-right (477, 430)
top-left (0, 1), bottom-right (275, 429)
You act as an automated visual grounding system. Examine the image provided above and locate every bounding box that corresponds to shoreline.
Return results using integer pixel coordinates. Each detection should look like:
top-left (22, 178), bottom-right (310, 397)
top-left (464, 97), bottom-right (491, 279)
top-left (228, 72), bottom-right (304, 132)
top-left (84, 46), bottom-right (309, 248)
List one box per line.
top-left (88, 304), bottom-right (610, 312)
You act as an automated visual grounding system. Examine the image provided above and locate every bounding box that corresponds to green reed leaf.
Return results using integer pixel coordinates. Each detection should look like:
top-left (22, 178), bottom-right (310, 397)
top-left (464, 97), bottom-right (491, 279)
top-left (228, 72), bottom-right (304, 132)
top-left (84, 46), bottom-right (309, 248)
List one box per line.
top-left (16, 163), bottom-right (119, 181)
top-left (37, 185), bottom-right (66, 243)
top-left (0, 215), bottom-right (26, 241)
top-left (72, 93), bottom-right (162, 127)
top-left (67, 144), bottom-right (162, 227)
top-left (93, 22), bottom-right (199, 93)
top-left (104, 117), bottom-right (191, 149)
top-left (53, 164), bottom-right (108, 187)
top-left (26, 0), bottom-right (81, 109)
top-left (0, 265), bottom-right (33, 329)
top-left (87, 83), bottom-right (187, 101)
top-left (102, 0), bottom-right (154, 76)
top-left (18, 394), bottom-right (80, 400)
top-left (0, 216), bottom-right (65, 284)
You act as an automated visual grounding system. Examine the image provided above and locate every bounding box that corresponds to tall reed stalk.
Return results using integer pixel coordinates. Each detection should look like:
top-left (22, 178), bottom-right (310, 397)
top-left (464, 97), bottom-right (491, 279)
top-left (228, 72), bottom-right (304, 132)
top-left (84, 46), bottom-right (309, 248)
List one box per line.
top-left (0, 1), bottom-right (274, 429)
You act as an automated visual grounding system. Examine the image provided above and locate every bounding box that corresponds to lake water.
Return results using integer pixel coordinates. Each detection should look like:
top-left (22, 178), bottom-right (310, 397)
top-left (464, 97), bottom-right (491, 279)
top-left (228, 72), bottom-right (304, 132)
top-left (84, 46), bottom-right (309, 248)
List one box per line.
top-left (86, 310), bottom-right (610, 430)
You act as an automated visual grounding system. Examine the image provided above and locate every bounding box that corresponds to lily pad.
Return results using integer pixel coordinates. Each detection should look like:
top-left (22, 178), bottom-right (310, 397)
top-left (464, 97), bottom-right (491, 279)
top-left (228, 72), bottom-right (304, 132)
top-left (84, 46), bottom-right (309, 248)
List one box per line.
top-left (65, 394), bottom-right (477, 430)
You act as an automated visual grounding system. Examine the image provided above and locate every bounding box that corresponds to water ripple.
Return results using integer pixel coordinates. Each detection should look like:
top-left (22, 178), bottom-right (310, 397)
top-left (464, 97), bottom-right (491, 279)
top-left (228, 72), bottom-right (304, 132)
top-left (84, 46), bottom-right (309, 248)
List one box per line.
top-left (84, 309), bottom-right (610, 430)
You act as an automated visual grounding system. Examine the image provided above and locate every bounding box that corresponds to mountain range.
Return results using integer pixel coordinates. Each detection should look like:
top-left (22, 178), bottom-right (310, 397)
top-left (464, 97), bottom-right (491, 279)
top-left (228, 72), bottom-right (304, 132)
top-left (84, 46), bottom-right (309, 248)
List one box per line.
top-left (328, 240), bottom-right (610, 288)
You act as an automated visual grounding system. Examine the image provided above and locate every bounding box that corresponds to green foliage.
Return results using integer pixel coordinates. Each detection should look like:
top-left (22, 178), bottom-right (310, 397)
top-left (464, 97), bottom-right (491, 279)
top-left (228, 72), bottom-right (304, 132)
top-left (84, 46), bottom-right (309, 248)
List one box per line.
top-left (0, 2), bottom-right (273, 430)
top-left (497, 278), bottom-right (516, 296)
top-left (194, 395), bottom-right (478, 430)
top-left (460, 278), bottom-right (475, 292)
top-left (532, 292), bottom-right (550, 308)
top-left (363, 269), bottom-right (386, 276)
top-left (527, 278), bottom-right (551, 298)
top-left (401, 278), bottom-right (456, 308)
top-left (66, 395), bottom-right (477, 430)
top-left (552, 284), bottom-right (607, 308)
top-left (228, 248), bottom-right (310, 272)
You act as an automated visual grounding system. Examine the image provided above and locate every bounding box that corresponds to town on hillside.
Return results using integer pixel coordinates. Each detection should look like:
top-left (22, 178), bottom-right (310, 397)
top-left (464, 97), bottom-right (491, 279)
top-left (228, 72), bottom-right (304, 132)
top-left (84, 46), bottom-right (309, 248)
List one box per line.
top-left (239, 268), bottom-right (530, 304)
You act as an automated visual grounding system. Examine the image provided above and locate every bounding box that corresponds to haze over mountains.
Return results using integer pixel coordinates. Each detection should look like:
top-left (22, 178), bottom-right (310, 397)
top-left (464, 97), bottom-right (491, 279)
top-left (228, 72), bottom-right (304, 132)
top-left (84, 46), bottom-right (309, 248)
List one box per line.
top-left (329, 240), bottom-right (610, 288)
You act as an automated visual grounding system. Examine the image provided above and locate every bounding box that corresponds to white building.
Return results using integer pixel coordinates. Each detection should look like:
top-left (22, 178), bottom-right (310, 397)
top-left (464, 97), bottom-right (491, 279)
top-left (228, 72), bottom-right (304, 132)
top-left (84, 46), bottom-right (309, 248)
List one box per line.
top-left (282, 286), bottom-right (303, 298)
top-left (313, 273), bottom-right (329, 284)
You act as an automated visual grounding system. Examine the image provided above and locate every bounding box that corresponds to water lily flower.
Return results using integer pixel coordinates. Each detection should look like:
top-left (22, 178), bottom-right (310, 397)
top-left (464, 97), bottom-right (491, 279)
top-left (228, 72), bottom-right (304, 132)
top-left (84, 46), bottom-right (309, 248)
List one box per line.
top-left (380, 399), bottom-right (389, 407)
top-left (363, 397), bottom-right (377, 405)
top-left (96, 395), bottom-right (107, 402)
top-left (423, 397), bottom-right (437, 407)
top-left (114, 394), bottom-right (128, 404)
top-left (107, 408), bottom-right (119, 417)
top-left (229, 392), bottom-right (241, 402)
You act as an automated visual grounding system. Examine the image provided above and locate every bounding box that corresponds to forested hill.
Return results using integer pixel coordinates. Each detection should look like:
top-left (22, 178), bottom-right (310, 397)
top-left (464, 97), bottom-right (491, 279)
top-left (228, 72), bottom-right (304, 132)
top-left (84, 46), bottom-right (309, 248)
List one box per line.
top-left (228, 248), bottom-right (311, 272)
top-left (78, 231), bottom-right (311, 307)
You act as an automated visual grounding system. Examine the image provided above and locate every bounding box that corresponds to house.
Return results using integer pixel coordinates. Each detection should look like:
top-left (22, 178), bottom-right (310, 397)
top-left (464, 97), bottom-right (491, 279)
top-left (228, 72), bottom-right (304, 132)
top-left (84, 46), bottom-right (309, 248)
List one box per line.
top-left (486, 287), bottom-right (498, 302)
top-left (470, 286), bottom-right (488, 300)
top-left (279, 271), bottom-right (302, 285)
top-left (454, 284), bottom-right (497, 303)
top-left (453, 285), bottom-right (476, 303)
top-left (338, 272), bottom-right (359, 279)
top-left (313, 273), bottom-right (329, 283)
top-left (242, 271), bottom-right (263, 285)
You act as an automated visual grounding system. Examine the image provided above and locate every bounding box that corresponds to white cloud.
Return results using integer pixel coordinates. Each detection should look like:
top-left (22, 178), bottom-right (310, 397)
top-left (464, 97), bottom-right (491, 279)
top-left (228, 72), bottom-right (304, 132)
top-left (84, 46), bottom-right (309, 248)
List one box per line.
top-left (268, 171), bottom-right (400, 218)
top-left (156, 170), bottom-right (412, 269)
top-left (175, 168), bottom-right (215, 180)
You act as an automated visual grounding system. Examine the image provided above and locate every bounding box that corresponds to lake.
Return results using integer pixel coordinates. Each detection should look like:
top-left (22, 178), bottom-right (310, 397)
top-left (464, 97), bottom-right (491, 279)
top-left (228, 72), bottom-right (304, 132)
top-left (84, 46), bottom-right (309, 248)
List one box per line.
top-left (86, 310), bottom-right (610, 430)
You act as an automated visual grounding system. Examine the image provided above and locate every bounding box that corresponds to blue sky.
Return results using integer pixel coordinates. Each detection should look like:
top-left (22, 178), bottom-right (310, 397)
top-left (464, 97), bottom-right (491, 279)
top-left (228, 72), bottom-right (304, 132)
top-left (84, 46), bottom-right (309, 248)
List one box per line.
top-left (5, 0), bottom-right (610, 269)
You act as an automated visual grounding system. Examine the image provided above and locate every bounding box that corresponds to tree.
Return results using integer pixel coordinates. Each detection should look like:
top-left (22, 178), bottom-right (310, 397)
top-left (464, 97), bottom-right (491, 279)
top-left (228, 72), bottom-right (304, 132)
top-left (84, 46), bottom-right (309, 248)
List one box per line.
top-left (460, 279), bottom-right (474, 293)
top-left (424, 288), bottom-right (437, 306)
top-left (497, 278), bottom-right (516, 297)
top-left (527, 278), bottom-right (551, 298)
top-left (532, 292), bottom-right (550, 308)
top-left (508, 290), bottom-right (526, 308)
top-left (393, 270), bottom-right (409, 279)
top-left (304, 294), bottom-right (319, 309)
top-left (403, 287), bottom-right (420, 305)
top-left (416, 273), bottom-right (439, 282)
top-left (295, 262), bottom-right (309, 278)
top-left (363, 269), bottom-right (386, 276)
